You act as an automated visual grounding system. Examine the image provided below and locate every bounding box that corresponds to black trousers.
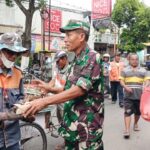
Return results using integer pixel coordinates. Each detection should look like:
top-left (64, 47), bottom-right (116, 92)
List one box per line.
top-left (110, 81), bottom-right (124, 104)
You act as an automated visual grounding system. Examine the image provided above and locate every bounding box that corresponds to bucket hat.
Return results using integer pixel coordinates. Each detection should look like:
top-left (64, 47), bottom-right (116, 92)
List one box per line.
top-left (0, 32), bottom-right (28, 53)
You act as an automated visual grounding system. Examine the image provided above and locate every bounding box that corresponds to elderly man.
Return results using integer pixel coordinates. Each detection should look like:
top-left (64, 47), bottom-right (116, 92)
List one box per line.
top-left (36, 51), bottom-right (69, 94)
top-left (0, 33), bottom-right (28, 150)
top-left (120, 53), bottom-right (150, 138)
top-left (33, 51), bottom-right (70, 127)
top-left (25, 20), bottom-right (104, 150)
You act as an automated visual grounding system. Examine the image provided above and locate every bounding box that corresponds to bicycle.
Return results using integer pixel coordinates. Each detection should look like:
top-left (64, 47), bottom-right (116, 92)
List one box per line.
top-left (20, 121), bottom-right (47, 150)
top-left (0, 85), bottom-right (61, 150)
top-left (19, 105), bottom-right (61, 150)
top-left (19, 72), bottom-right (62, 150)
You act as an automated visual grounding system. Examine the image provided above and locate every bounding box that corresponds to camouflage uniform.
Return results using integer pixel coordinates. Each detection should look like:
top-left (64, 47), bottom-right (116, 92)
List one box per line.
top-left (58, 46), bottom-right (104, 150)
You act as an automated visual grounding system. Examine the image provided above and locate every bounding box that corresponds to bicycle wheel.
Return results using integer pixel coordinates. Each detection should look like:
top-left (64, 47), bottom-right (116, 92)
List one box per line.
top-left (20, 122), bottom-right (47, 150)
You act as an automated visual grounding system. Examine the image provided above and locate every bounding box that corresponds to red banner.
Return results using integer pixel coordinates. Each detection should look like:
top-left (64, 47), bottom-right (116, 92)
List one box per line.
top-left (44, 9), bottom-right (62, 33)
top-left (92, 0), bottom-right (112, 20)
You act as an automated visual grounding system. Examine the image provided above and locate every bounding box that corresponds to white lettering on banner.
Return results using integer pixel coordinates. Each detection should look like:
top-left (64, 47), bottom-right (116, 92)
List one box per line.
top-left (44, 9), bottom-right (62, 33)
top-left (94, 0), bottom-right (107, 8)
top-left (92, 0), bottom-right (112, 19)
top-left (51, 15), bottom-right (60, 22)
top-left (50, 23), bottom-right (60, 32)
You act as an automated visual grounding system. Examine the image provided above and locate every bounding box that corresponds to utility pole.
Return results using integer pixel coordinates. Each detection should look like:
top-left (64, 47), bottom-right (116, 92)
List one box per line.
top-left (48, 0), bottom-right (51, 51)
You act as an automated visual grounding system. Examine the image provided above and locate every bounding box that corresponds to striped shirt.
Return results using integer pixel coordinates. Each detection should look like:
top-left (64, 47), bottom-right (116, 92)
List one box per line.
top-left (120, 66), bottom-right (150, 100)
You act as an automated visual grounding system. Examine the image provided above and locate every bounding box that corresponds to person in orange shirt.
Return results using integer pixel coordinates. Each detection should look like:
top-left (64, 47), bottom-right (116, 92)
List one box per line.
top-left (0, 32), bottom-right (28, 150)
top-left (109, 52), bottom-right (124, 107)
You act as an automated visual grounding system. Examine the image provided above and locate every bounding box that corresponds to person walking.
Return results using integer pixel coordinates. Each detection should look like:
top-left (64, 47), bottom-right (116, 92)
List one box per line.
top-left (24, 19), bottom-right (104, 150)
top-left (0, 32), bottom-right (28, 150)
top-left (109, 52), bottom-right (124, 107)
top-left (120, 53), bottom-right (150, 138)
top-left (103, 53), bottom-right (111, 97)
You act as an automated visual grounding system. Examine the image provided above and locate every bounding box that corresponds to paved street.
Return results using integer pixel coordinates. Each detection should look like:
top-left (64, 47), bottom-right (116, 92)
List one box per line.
top-left (103, 99), bottom-right (150, 150)
top-left (47, 98), bottom-right (150, 150)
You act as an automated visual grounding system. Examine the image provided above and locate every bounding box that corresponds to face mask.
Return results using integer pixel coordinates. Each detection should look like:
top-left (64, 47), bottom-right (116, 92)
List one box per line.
top-left (1, 52), bottom-right (15, 68)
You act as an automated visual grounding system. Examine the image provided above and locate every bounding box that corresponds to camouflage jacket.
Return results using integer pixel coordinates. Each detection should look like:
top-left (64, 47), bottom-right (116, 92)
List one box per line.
top-left (58, 45), bottom-right (104, 144)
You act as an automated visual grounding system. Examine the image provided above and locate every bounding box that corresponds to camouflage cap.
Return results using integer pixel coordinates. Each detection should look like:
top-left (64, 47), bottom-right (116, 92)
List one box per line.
top-left (60, 19), bottom-right (90, 33)
top-left (0, 32), bottom-right (28, 53)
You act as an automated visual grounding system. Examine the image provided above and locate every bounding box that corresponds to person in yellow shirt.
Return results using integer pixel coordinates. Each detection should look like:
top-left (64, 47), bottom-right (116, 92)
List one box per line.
top-left (120, 53), bottom-right (150, 138)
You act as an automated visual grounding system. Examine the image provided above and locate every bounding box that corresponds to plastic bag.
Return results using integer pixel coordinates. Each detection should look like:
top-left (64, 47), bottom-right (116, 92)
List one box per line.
top-left (140, 87), bottom-right (150, 122)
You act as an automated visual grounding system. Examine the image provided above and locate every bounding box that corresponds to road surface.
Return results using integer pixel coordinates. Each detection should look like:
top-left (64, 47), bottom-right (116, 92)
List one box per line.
top-left (47, 99), bottom-right (150, 150)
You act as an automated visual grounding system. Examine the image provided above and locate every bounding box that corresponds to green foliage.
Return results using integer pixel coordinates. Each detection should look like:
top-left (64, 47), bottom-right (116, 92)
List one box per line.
top-left (112, 0), bottom-right (150, 52)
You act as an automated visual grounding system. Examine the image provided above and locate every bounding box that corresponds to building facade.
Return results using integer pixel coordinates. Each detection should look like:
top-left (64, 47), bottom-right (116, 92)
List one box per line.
top-left (0, 2), bottom-right (84, 53)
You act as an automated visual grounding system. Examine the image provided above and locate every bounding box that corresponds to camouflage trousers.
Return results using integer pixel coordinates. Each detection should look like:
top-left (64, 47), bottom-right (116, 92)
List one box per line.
top-left (65, 140), bottom-right (103, 150)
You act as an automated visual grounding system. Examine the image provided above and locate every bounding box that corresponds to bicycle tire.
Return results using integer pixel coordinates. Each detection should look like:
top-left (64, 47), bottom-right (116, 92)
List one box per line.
top-left (20, 122), bottom-right (47, 150)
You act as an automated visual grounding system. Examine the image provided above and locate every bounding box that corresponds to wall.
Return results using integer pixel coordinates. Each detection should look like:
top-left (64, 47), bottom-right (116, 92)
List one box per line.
top-left (0, 2), bottom-right (84, 34)
top-left (0, 2), bottom-right (84, 52)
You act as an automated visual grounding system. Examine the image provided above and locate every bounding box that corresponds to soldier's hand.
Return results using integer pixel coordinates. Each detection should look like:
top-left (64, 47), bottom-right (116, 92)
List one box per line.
top-left (23, 99), bottom-right (47, 117)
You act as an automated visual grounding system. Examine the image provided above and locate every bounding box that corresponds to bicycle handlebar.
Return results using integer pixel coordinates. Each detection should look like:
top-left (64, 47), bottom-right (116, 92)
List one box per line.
top-left (0, 112), bottom-right (23, 121)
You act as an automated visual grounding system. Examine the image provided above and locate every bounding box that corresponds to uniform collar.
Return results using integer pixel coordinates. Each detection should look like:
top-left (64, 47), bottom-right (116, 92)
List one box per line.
top-left (75, 44), bottom-right (89, 62)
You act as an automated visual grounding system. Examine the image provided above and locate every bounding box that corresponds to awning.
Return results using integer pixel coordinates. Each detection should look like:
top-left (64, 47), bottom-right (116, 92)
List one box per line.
top-left (0, 24), bottom-right (23, 33)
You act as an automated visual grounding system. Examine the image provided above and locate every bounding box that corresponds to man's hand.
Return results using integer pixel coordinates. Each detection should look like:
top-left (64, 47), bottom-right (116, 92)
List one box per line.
top-left (125, 87), bottom-right (133, 93)
top-left (31, 79), bottom-right (45, 86)
top-left (38, 83), bottom-right (52, 92)
top-left (23, 99), bottom-right (47, 117)
top-left (31, 79), bottom-right (50, 93)
top-left (144, 80), bottom-right (150, 87)
top-left (22, 115), bottom-right (35, 123)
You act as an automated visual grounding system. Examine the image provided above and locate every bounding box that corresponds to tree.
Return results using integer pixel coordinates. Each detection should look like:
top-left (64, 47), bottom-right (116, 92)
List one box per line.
top-left (112, 0), bottom-right (150, 52)
top-left (4, 0), bottom-right (46, 50)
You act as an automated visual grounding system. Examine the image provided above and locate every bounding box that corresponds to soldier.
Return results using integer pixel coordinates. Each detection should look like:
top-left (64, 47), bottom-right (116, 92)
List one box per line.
top-left (0, 33), bottom-right (28, 150)
top-left (24, 20), bottom-right (104, 150)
